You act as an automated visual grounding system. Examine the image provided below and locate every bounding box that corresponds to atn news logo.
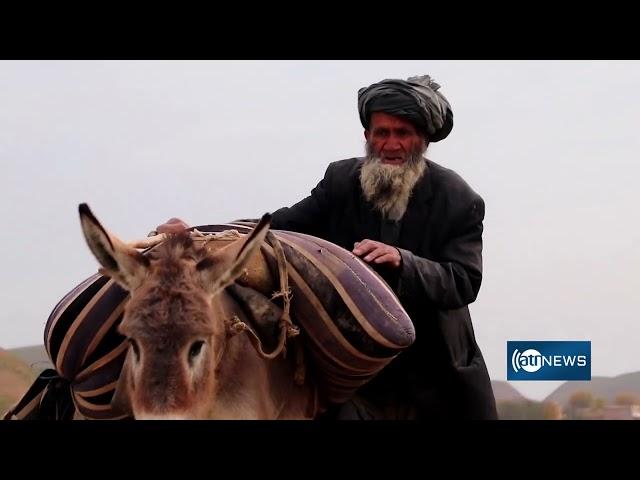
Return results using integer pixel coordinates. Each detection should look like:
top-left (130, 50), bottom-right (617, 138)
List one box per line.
top-left (507, 341), bottom-right (591, 381)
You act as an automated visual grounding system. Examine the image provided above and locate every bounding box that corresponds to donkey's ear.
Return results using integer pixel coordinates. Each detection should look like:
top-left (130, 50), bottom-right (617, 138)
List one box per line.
top-left (79, 203), bottom-right (150, 291)
top-left (197, 213), bottom-right (271, 295)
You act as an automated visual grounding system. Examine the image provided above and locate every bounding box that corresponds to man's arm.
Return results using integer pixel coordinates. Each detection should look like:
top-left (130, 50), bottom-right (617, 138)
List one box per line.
top-left (269, 165), bottom-right (335, 236)
top-left (396, 197), bottom-right (485, 310)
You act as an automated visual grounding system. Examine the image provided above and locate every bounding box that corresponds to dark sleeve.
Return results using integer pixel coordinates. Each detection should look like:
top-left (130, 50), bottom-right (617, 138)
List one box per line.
top-left (396, 196), bottom-right (484, 310)
top-left (269, 165), bottom-right (335, 236)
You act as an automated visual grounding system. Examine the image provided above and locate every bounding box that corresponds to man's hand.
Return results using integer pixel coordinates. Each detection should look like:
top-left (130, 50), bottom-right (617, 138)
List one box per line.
top-left (154, 217), bottom-right (190, 235)
top-left (353, 239), bottom-right (402, 269)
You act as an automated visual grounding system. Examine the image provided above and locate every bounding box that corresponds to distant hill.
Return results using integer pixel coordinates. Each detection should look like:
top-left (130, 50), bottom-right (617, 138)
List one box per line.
top-left (7, 345), bottom-right (53, 373)
top-left (545, 372), bottom-right (640, 406)
top-left (0, 348), bottom-right (38, 417)
top-left (492, 380), bottom-right (527, 402)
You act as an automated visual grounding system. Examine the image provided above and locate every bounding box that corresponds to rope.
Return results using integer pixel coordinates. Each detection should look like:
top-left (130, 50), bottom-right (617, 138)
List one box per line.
top-left (224, 230), bottom-right (306, 384)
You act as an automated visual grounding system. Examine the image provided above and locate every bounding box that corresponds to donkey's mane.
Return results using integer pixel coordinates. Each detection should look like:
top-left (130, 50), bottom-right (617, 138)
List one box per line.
top-left (148, 231), bottom-right (210, 264)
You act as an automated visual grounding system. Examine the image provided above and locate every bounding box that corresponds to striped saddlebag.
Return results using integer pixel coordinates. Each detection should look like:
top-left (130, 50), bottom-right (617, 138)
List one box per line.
top-left (3, 224), bottom-right (415, 420)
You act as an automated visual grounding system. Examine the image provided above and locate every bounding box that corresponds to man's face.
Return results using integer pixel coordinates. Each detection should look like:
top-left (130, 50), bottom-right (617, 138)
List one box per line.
top-left (365, 112), bottom-right (425, 166)
top-left (360, 112), bottom-right (428, 221)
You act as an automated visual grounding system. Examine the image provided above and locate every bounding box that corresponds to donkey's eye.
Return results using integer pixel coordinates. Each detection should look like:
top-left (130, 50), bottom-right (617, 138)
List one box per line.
top-left (129, 339), bottom-right (141, 362)
top-left (188, 341), bottom-right (205, 362)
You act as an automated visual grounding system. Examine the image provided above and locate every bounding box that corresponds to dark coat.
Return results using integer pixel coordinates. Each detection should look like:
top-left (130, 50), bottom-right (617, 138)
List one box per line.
top-left (270, 157), bottom-right (497, 419)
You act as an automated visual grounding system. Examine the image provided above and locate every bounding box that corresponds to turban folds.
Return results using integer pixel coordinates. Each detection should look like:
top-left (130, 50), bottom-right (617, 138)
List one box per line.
top-left (358, 75), bottom-right (453, 142)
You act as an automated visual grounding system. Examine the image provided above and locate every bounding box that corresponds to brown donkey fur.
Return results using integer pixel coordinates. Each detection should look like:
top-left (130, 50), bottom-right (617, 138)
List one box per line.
top-left (79, 204), bottom-right (317, 419)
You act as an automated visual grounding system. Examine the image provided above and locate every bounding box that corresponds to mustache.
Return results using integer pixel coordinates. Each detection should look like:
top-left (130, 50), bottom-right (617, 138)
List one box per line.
top-left (364, 140), bottom-right (427, 165)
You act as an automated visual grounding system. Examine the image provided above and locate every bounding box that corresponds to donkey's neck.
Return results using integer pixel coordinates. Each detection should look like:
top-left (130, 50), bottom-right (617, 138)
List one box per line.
top-left (207, 294), bottom-right (315, 419)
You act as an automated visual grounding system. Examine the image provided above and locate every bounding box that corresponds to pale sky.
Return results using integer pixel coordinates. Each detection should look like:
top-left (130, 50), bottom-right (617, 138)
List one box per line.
top-left (1, 60), bottom-right (638, 401)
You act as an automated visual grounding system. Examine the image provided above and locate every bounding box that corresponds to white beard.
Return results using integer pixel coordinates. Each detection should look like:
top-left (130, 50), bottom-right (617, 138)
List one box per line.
top-left (359, 145), bottom-right (427, 221)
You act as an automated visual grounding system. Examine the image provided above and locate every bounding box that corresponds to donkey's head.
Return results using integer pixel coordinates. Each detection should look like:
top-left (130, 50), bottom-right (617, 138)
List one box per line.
top-left (78, 204), bottom-right (270, 419)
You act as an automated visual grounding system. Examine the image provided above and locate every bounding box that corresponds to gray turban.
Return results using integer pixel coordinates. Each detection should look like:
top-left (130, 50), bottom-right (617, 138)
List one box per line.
top-left (357, 75), bottom-right (453, 142)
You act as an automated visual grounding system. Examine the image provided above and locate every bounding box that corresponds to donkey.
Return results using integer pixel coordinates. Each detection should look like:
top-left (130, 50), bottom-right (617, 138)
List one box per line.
top-left (78, 204), bottom-right (317, 419)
